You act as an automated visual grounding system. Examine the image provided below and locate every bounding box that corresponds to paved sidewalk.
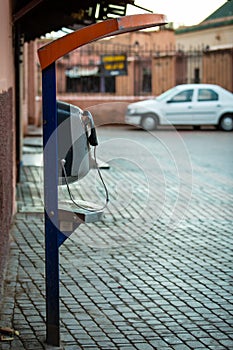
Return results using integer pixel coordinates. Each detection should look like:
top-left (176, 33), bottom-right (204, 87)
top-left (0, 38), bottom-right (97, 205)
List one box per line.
top-left (0, 127), bottom-right (233, 349)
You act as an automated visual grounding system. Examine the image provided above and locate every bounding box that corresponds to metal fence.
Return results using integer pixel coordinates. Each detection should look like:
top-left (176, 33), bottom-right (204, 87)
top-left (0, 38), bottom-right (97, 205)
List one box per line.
top-left (56, 43), bottom-right (233, 96)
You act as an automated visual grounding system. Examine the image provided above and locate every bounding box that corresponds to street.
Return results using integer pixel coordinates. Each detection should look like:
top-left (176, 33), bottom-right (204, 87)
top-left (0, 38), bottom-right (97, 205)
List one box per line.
top-left (1, 126), bottom-right (233, 349)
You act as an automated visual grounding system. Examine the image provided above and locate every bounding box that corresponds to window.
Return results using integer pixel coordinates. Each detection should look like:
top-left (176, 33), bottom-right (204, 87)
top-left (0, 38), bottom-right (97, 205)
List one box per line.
top-left (198, 89), bottom-right (218, 101)
top-left (66, 76), bottom-right (100, 93)
top-left (66, 76), bottom-right (115, 93)
top-left (142, 67), bottom-right (152, 93)
top-left (194, 68), bottom-right (200, 84)
top-left (169, 89), bottom-right (194, 103)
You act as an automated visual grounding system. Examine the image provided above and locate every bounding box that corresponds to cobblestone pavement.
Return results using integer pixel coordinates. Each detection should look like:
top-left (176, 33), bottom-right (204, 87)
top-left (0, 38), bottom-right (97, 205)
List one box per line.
top-left (0, 126), bottom-right (233, 349)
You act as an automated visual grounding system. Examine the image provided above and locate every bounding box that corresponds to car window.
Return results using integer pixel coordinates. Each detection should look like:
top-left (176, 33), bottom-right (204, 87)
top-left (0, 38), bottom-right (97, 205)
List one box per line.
top-left (156, 86), bottom-right (179, 101)
top-left (198, 88), bottom-right (218, 101)
top-left (169, 89), bottom-right (194, 103)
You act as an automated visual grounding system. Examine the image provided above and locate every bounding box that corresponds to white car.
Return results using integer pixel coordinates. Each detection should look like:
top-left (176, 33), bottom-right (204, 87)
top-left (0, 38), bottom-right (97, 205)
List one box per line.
top-left (125, 84), bottom-right (233, 131)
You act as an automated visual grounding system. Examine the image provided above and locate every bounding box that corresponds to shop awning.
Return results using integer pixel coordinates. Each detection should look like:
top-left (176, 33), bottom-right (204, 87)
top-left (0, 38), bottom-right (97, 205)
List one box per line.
top-left (12, 0), bottom-right (147, 42)
top-left (66, 66), bottom-right (99, 78)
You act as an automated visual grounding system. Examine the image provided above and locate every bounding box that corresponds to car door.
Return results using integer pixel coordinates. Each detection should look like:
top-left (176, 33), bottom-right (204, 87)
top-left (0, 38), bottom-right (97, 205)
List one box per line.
top-left (192, 87), bottom-right (219, 124)
top-left (163, 89), bottom-right (194, 124)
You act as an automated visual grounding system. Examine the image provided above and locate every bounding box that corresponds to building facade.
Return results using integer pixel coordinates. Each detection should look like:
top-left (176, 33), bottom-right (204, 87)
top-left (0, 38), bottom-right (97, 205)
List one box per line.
top-left (175, 0), bottom-right (233, 90)
top-left (175, 0), bottom-right (233, 50)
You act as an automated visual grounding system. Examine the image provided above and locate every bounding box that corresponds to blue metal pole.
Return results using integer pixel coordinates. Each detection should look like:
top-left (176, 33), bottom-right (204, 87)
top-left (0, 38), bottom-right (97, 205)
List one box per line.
top-left (42, 63), bottom-right (60, 346)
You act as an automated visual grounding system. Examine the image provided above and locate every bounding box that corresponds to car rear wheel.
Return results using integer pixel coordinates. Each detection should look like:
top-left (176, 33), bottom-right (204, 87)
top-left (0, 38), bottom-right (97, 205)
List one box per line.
top-left (141, 114), bottom-right (158, 131)
top-left (219, 114), bottom-right (233, 131)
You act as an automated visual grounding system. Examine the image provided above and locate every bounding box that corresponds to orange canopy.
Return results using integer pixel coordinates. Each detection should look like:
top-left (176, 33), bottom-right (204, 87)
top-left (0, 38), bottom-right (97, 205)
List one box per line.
top-left (38, 14), bottom-right (166, 70)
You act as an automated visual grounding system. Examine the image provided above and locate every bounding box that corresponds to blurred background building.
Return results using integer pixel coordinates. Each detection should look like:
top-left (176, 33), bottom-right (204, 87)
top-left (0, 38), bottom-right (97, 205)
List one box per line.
top-left (31, 1), bottom-right (233, 126)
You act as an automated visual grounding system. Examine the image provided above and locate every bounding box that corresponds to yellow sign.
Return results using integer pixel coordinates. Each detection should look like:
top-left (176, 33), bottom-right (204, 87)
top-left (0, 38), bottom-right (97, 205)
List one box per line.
top-left (101, 54), bottom-right (127, 76)
top-left (102, 55), bottom-right (126, 63)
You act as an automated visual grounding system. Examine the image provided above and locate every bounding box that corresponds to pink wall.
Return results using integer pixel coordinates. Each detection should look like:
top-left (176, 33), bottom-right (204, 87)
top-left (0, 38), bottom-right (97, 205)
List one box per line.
top-left (36, 94), bottom-right (153, 127)
top-left (0, 0), bottom-right (16, 290)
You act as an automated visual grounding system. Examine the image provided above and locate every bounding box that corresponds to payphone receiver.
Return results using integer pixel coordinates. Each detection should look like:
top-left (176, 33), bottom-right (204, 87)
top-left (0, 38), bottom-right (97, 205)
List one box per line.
top-left (83, 110), bottom-right (98, 147)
